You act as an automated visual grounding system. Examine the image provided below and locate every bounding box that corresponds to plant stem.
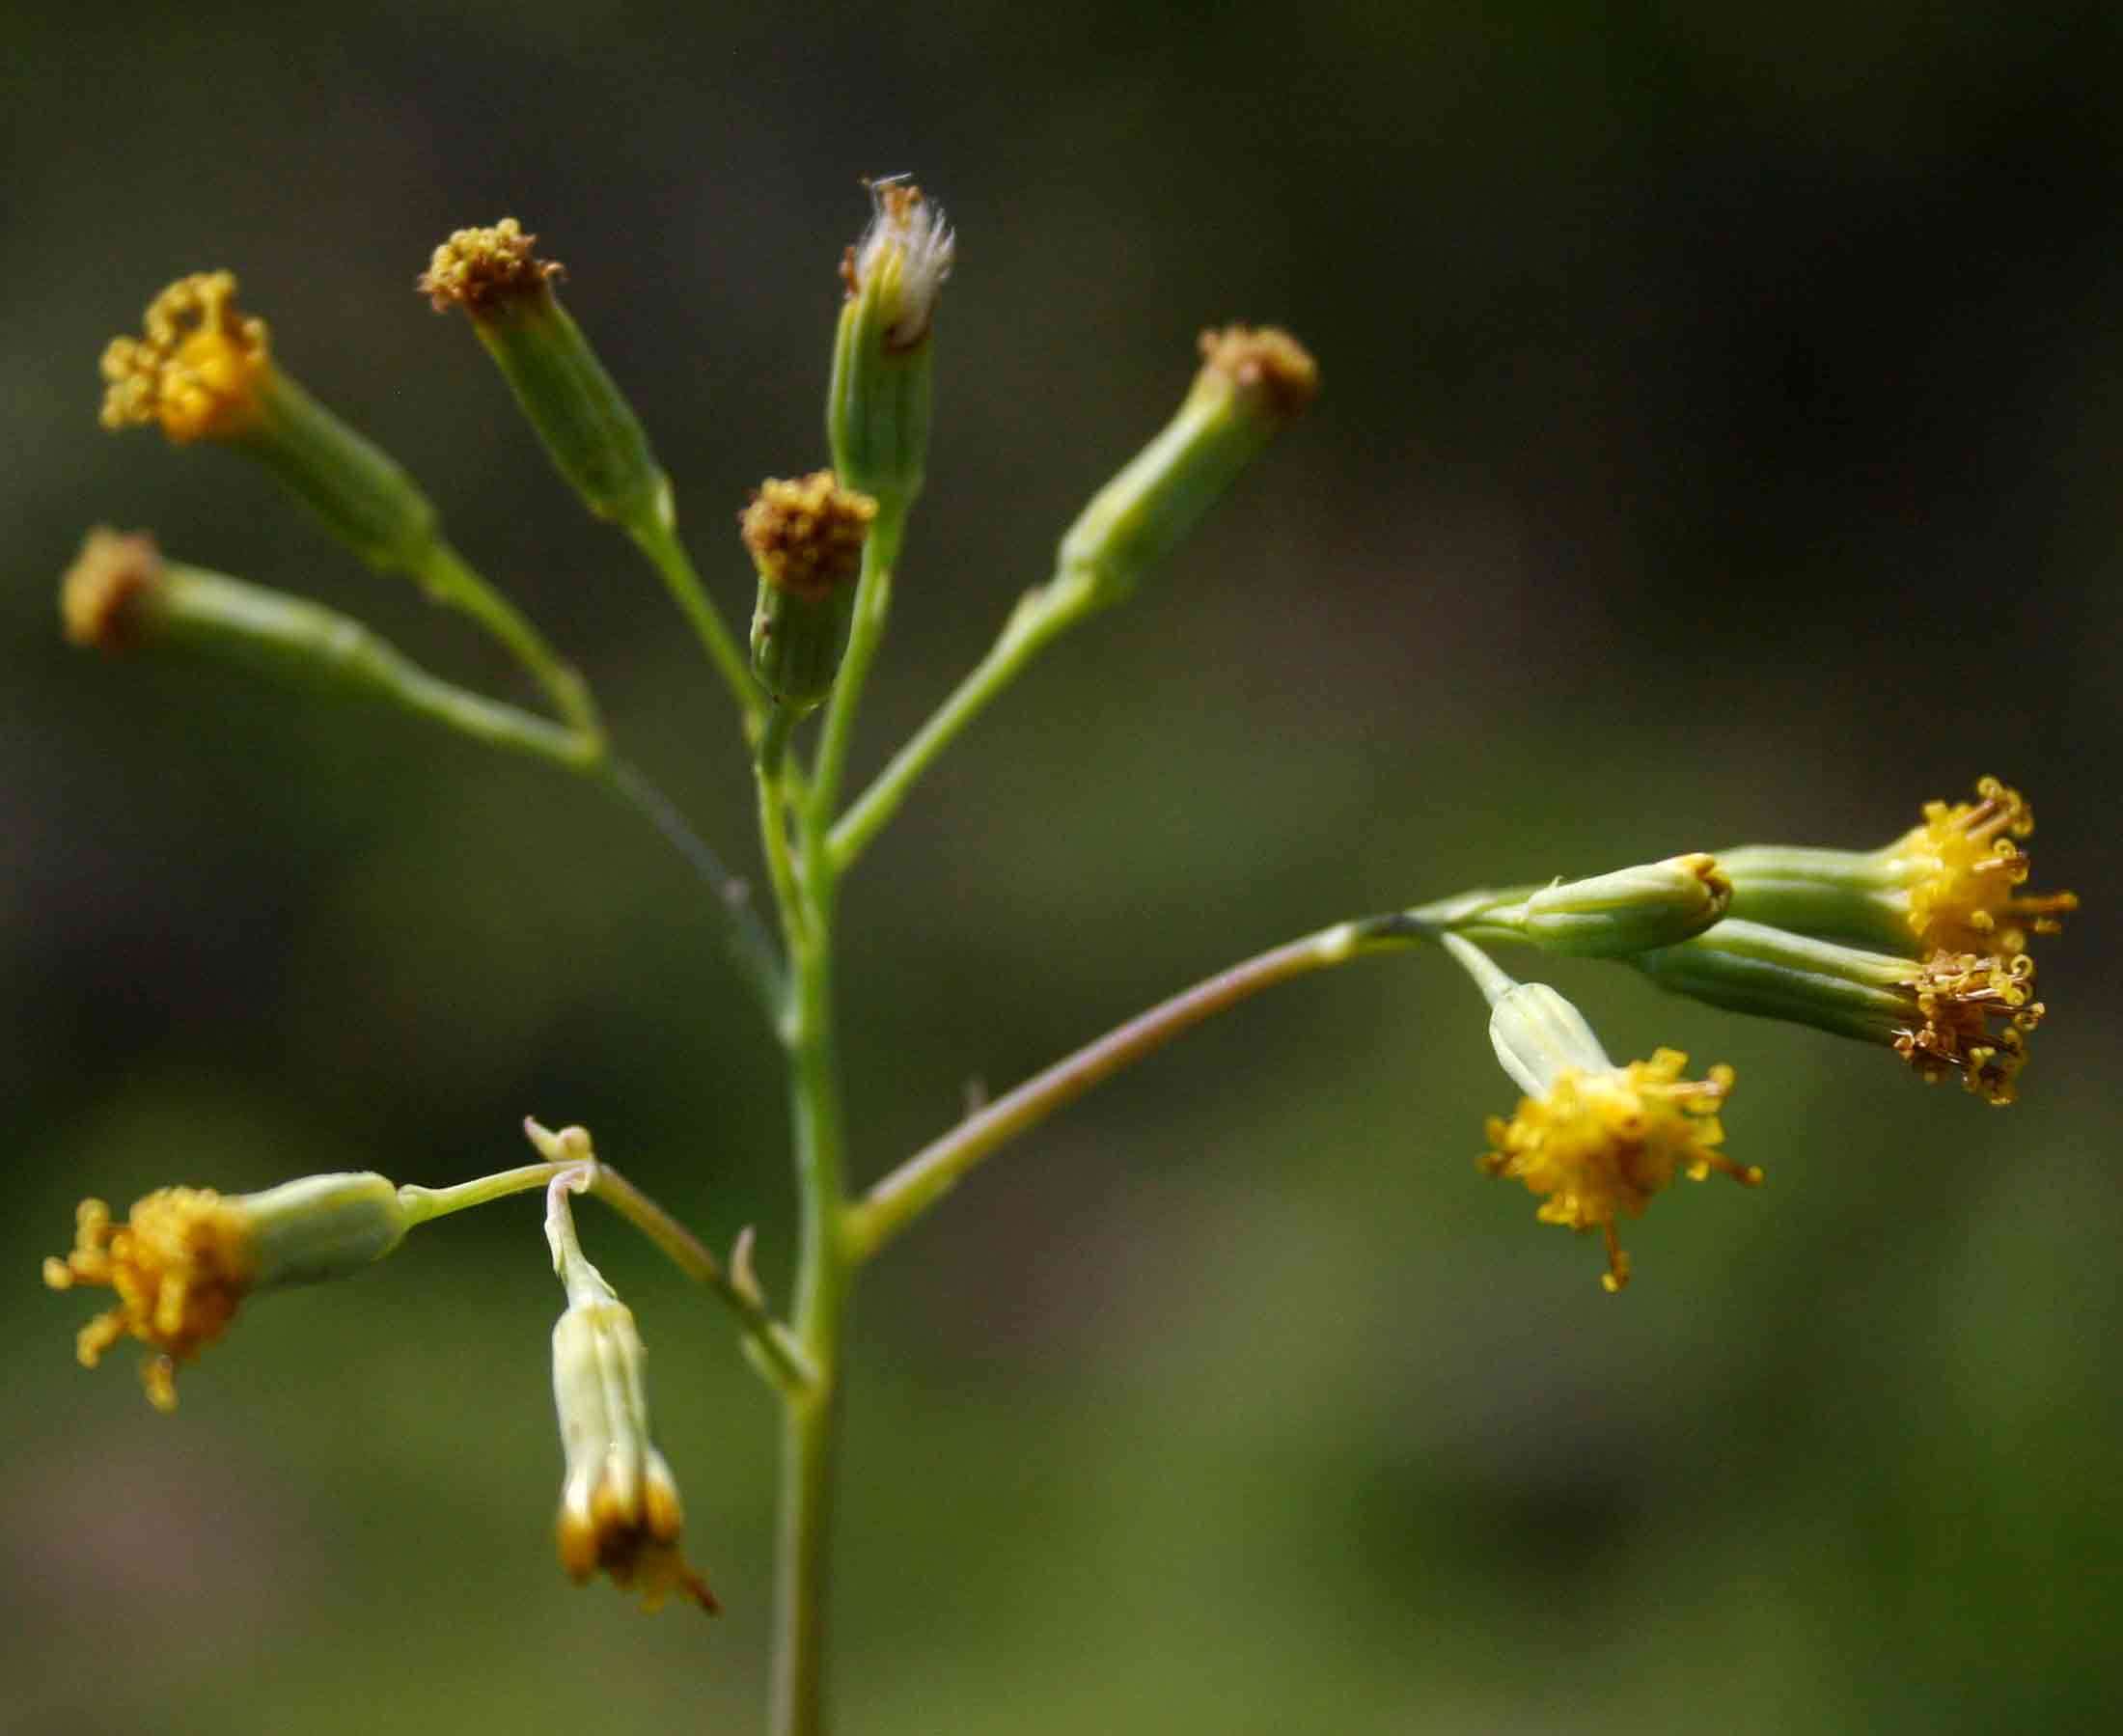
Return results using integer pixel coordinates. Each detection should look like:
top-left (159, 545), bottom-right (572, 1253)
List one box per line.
top-left (598, 758), bottom-right (786, 1020)
top-left (411, 540), bottom-right (603, 746)
top-left (628, 515), bottom-right (765, 729)
top-left (828, 566), bottom-right (1101, 871)
top-left (771, 880), bottom-right (853, 1734)
top-left (844, 911), bottom-right (1429, 1262)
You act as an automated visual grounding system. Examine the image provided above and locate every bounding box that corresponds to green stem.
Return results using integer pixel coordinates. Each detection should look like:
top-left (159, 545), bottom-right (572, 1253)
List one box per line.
top-left (807, 505), bottom-right (904, 828)
top-left (397, 1161), bottom-right (573, 1222)
top-left (157, 566), bottom-right (598, 770)
top-left (1439, 931), bottom-right (1519, 1008)
top-left (844, 910), bottom-right (1427, 1262)
top-left (628, 515), bottom-right (765, 728)
top-left (409, 540), bottom-right (603, 747)
top-left (828, 566), bottom-right (1097, 871)
top-left (517, 1123), bottom-right (816, 1393)
top-left (771, 894), bottom-right (852, 1735)
top-left (596, 758), bottom-right (786, 1019)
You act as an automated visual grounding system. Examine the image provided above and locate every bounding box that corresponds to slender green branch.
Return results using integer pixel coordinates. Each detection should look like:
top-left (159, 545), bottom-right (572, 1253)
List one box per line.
top-left (627, 516), bottom-right (765, 728)
top-left (398, 1161), bottom-right (574, 1222)
top-left (155, 566), bottom-right (599, 770)
top-left (408, 539), bottom-right (603, 747)
top-left (589, 1161), bottom-right (815, 1395)
top-left (843, 911), bottom-right (1430, 1262)
top-left (806, 505), bottom-right (905, 828)
top-left (596, 758), bottom-right (786, 1019)
top-left (520, 1121), bottom-right (816, 1394)
top-left (829, 566), bottom-right (1098, 871)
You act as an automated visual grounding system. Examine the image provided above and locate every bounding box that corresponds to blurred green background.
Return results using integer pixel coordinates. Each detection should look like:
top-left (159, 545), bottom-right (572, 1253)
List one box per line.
top-left (4, 2), bottom-right (2118, 1730)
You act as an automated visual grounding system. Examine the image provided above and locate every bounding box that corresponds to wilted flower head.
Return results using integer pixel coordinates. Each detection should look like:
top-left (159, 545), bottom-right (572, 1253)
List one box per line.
top-left (545, 1168), bottom-right (717, 1614)
top-left (100, 271), bottom-right (272, 443)
top-left (60, 527), bottom-right (166, 651)
top-left (841, 176), bottom-right (954, 350)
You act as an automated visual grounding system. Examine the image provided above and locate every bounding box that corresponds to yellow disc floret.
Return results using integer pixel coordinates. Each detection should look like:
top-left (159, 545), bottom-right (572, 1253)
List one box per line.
top-left (1480, 1050), bottom-right (1758, 1292)
top-left (740, 470), bottom-right (877, 598)
top-left (1885, 777), bottom-right (2079, 956)
top-left (1892, 949), bottom-right (2043, 1105)
top-left (99, 271), bottom-right (271, 443)
top-left (42, 1189), bottom-right (258, 1411)
top-left (417, 217), bottom-right (564, 315)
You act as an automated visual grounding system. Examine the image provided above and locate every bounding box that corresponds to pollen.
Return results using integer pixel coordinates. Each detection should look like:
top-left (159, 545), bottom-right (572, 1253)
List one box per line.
top-left (99, 271), bottom-right (271, 443)
top-left (1480, 1051), bottom-right (1757, 1292)
top-left (42, 1189), bottom-right (258, 1410)
top-left (1888, 777), bottom-right (2079, 956)
top-left (60, 527), bottom-right (164, 651)
top-left (740, 471), bottom-right (877, 597)
top-left (1892, 949), bottom-right (2044, 1106)
top-left (418, 217), bottom-right (564, 315)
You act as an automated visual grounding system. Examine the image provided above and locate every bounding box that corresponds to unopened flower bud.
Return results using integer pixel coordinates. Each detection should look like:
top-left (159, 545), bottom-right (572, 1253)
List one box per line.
top-left (421, 219), bottom-right (673, 535)
top-left (742, 471), bottom-right (877, 711)
top-left (1443, 854), bottom-right (1732, 957)
top-left (101, 272), bottom-right (440, 572)
top-left (827, 177), bottom-right (952, 510)
top-left (42, 1171), bottom-right (411, 1411)
top-left (1057, 325), bottom-right (1317, 607)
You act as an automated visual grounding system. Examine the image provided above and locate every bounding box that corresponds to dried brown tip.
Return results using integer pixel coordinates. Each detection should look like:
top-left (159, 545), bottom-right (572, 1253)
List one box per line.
top-left (1196, 325), bottom-right (1320, 422)
top-left (61, 528), bottom-right (164, 651)
top-left (419, 218), bottom-right (564, 314)
top-left (740, 471), bottom-right (877, 598)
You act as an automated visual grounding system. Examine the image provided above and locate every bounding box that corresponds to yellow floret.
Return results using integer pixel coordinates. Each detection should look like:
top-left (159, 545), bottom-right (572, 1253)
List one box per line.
top-left (98, 271), bottom-right (271, 443)
top-left (1480, 1051), bottom-right (1759, 1292)
top-left (42, 1189), bottom-right (257, 1410)
top-left (1885, 777), bottom-right (2079, 956)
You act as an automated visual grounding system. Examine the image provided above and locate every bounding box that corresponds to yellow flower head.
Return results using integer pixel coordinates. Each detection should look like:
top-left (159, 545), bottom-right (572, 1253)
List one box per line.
top-left (1481, 1050), bottom-right (1759, 1293)
top-left (1884, 777), bottom-right (2079, 956)
top-left (99, 271), bottom-right (271, 443)
top-left (1892, 948), bottom-right (2043, 1105)
top-left (42, 1189), bottom-right (256, 1411)
top-left (417, 217), bottom-right (564, 316)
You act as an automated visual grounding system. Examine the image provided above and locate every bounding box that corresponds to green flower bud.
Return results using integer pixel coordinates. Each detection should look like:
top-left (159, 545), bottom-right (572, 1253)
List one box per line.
top-left (741, 471), bottom-right (878, 711)
top-left (1443, 854), bottom-right (1731, 957)
top-left (826, 178), bottom-right (951, 510)
top-left (421, 219), bottom-right (672, 534)
top-left (1057, 325), bottom-right (1318, 608)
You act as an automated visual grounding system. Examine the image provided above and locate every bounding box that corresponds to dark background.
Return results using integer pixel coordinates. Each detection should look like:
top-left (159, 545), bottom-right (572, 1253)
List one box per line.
top-left (4, 3), bottom-right (2117, 1731)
